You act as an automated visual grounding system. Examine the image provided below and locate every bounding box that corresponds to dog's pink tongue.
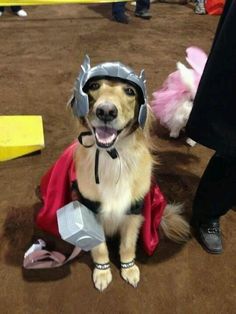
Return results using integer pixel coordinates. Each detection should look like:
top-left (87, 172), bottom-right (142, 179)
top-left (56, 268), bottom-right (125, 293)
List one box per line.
top-left (95, 127), bottom-right (117, 145)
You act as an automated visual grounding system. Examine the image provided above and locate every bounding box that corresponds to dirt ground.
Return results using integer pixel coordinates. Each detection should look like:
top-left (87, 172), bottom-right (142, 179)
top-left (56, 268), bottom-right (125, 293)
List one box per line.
top-left (0, 2), bottom-right (235, 314)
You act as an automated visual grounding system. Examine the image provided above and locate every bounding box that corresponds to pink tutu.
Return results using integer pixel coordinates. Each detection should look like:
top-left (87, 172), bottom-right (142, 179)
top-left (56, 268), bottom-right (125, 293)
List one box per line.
top-left (151, 46), bottom-right (207, 126)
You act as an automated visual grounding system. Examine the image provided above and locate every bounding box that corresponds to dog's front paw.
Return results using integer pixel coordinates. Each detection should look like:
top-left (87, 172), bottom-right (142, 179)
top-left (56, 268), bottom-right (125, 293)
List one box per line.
top-left (121, 264), bottom-right (140, 288)
top-left (170, 131), bottom-right (179, 139)
top-left (93, 268), bottom-right (112, 292)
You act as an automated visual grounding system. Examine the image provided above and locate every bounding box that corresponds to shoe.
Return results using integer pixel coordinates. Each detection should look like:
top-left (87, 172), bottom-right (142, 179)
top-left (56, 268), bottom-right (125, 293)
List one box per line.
top-left (194, 3), bottom-right (206, 14)
top-left (113, 13), bottom-right (129, 24)
top-left (192, 219), bottom-right (223, 254)
top-left (16, 9), bottom-right (28, 17)
top-left (135, 10), bottom-right (152, 19)
top-left (0, 11), bottom-right (3, 17)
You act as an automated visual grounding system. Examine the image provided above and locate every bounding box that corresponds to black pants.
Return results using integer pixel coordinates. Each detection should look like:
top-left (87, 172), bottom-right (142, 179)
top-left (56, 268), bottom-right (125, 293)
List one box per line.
top-left (0, 6), bottom-right (22, 13)
top-left (112, 0), bottom-right (150, 16)
top-left (192, 153), bottom-right (236, 223)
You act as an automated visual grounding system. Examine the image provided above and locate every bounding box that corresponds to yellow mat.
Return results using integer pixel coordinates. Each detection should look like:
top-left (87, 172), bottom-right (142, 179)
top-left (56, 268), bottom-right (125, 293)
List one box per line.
top-left (0, 0), bottom-right (128, 5)
top-left (0, 115), bottom-right (44, 162)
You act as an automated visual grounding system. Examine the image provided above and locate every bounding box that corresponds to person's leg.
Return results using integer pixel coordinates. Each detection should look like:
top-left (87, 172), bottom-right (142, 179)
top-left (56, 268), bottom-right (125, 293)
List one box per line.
top-left (112, 2), bottom-right (128, 24)
top-left (192, 153), bottom-right (236, 253)
top-left (11, 6), bottom-right (22, 13)
top-left (135, 0), bottom-right (151, 19)
top-left (136, 0), bottom-right (150, 12)
top-left (0, 6), bottom-right (5, 16)
top-left (11, 6), bottom-right (27, 17)
top-left (192, 153), bottom-right (236, 222)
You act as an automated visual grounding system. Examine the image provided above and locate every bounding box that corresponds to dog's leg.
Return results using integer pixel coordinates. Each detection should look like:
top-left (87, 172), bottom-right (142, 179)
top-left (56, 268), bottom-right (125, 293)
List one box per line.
top-left (119, 215), bottom-right (143, 288)
top-left (169, 125), bottom-right (182, 138)
top-left (91, 242), bottom-right (112, 292)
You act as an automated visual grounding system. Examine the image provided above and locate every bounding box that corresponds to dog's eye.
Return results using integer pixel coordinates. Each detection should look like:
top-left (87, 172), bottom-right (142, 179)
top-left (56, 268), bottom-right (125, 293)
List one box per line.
top-left (124, 87), bottom-right (136, 96)
top-left (89, 82), bottom-right (100, 91)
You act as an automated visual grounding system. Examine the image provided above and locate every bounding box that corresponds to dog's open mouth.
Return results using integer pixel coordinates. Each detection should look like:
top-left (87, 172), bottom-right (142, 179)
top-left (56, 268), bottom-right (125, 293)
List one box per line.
top-left (94, 126), bottom-right (118, 149)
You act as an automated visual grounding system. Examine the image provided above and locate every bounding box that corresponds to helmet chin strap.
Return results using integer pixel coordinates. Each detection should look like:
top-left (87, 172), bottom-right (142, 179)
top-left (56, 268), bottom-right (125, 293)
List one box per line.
top-left (78, 118), bottom-right (119, 184)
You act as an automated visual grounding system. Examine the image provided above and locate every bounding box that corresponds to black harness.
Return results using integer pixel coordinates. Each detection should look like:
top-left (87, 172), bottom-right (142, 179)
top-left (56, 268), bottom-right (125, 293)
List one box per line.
top-left (71, 181), bottom-right (143, 215)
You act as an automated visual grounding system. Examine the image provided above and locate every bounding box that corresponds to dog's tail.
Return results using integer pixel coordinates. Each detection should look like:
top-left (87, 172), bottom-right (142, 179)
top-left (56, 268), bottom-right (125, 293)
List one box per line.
top-left (160, 203), bottom-right (190, 242)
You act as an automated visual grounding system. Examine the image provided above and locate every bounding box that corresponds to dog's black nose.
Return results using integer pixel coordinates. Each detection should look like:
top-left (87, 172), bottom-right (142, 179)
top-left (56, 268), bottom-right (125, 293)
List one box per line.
top-left (96, 103), bottom-right (118, 122)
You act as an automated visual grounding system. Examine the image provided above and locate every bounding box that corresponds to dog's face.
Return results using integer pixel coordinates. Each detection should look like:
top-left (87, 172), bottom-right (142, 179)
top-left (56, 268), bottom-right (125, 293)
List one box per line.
top-left (84, 79), bottom-right (139, 149)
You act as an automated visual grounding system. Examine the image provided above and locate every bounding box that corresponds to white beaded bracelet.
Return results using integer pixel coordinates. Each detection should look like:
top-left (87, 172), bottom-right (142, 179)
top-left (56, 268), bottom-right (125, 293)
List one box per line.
top-left (120, 260), bottom-right (135, 269)
top-left (95, 262), bottom-right (110, 270)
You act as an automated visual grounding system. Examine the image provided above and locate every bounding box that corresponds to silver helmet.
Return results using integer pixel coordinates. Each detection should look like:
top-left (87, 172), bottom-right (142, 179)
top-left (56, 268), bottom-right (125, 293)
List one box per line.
top-left (72, 55), bottom-right (148, 128)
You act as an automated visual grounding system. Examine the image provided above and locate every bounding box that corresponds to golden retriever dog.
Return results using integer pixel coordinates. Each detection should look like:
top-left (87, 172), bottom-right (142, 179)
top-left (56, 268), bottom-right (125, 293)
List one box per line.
top-left (71, 59), bottom-right (190, 291)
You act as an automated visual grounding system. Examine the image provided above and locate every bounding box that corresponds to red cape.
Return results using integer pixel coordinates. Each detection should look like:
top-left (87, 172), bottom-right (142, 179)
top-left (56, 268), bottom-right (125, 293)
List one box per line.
top-left (36, 143), bottom-right (166, 256)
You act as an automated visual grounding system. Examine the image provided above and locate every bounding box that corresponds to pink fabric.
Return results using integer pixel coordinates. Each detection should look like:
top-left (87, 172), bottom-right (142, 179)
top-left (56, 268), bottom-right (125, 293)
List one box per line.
top-left (151, 46), bottom-right (207, 124)
top-left (186, 47), bottom-right (207, 76)
top-left (23, 239), bottom-right (81, 269)
top-left (152, 70), bottom-right (193, 124)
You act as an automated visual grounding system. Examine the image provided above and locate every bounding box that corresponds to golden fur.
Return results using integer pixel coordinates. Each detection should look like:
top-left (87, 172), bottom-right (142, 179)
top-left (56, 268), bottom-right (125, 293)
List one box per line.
top-left (74, 79), bottom-right (190, 291)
